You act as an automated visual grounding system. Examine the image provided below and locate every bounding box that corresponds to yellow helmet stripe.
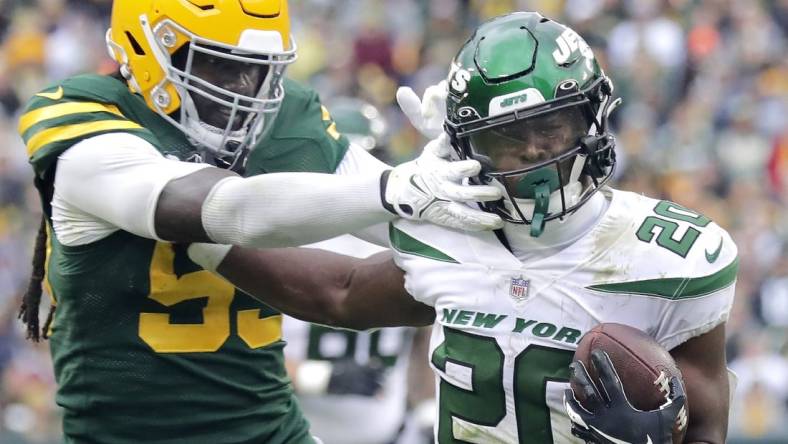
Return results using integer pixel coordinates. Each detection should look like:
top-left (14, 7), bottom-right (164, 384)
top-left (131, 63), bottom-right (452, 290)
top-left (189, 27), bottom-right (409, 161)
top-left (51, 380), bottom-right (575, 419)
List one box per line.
top-left (27, 120), bottom-right (142, 157)
top-left (19, 102), bottom-right (125, 135)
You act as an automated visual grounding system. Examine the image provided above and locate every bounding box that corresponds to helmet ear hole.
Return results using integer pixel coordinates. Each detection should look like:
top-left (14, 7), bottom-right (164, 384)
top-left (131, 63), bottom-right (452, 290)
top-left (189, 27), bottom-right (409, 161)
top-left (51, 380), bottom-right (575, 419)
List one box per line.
top-left (125, 31), bottom-right (146, 56)
top-left (580, 135), bottom-right (615, 179)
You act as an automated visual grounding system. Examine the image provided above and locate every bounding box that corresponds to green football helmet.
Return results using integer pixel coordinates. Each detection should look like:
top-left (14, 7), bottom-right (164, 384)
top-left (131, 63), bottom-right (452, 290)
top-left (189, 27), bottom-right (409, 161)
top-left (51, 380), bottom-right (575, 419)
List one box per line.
top-left (445, 12), bottom-right (620, 237)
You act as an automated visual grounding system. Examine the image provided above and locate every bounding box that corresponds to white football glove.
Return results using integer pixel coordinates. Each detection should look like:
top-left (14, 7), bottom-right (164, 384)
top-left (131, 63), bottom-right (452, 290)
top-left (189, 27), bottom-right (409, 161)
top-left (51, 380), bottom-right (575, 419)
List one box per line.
top-left (397, 80), bottom-right (449, 140)
top-left (382, 134), bottom-right (503, 231)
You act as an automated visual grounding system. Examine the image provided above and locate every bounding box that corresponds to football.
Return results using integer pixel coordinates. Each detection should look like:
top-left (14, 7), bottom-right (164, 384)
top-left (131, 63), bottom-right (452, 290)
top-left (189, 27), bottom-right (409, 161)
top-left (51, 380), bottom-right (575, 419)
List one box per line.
top-left (572, 323), bottom-right (688, 443)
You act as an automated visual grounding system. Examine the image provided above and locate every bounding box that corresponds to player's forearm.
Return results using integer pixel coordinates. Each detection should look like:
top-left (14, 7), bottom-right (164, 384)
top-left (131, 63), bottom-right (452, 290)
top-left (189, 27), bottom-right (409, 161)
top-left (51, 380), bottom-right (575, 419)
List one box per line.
top-left (201, 172), bottom-right (394, 248)
top-left (189, 244), bottom-right (381, 329)
top-left (671, 324), bottom-right (729, 444)
top-left (210, 245), bottom-right (361, 327)
top-left (188, 245), bottom-right (433, 330)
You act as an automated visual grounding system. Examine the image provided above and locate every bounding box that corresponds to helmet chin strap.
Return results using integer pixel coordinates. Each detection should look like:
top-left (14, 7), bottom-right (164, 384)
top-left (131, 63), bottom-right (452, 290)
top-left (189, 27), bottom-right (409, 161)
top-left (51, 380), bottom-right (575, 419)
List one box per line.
top-left (506, 154), bottom-right (587, 237)
top-left (506, 180), bottom-right (584, 235)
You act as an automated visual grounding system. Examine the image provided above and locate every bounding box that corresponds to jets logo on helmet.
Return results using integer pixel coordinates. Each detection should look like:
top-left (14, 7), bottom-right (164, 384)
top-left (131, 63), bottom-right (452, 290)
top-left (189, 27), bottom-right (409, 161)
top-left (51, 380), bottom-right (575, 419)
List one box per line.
top-left (450, 68), bottom-right (471, 93)
top-left (444, 12), bottom-right (622, 237)
top-left (553, 28), bottom-right (594, 65)
top-left (488, 88), bottom-right (546, 117)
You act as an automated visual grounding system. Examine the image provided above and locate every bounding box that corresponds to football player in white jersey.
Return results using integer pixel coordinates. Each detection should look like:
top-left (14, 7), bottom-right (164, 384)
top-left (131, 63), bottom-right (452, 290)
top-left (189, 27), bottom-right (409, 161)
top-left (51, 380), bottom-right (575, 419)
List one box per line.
top-left (282, 99), bottom-right (420, 444)
top-left (189, 12), bottom-right (736, 444)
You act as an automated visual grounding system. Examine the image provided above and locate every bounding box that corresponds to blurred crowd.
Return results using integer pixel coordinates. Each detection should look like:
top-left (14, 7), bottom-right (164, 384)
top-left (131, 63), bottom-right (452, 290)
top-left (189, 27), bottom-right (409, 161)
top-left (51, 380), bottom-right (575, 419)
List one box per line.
top-left (0, 0), bottom-right (786, 442)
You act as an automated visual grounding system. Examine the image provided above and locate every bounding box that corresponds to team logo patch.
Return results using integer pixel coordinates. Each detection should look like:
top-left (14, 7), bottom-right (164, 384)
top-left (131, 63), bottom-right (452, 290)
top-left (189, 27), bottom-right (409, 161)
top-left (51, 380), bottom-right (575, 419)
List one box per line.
top-left (488, 88), bottom-right (545, 117)
top-left (509, 276), bottom-right (530, 301)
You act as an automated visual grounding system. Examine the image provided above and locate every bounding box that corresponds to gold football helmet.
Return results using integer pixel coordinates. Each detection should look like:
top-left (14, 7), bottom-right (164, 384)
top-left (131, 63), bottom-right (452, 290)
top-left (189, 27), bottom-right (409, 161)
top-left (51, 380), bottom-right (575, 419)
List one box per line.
top-left (107, 0), bottom-right (297, 167)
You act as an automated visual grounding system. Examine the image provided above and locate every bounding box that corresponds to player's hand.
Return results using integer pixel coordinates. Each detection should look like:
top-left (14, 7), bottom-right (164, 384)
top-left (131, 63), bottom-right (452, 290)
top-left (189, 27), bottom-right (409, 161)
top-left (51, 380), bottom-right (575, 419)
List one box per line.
top-left (326, 358), bottom-right (386, 397)
top-left (381, 134), bottom-right (503, 231)
top-left (563, 349), bottom-right (687, 444)
top-left (397, 80), bottom-right (448, 139)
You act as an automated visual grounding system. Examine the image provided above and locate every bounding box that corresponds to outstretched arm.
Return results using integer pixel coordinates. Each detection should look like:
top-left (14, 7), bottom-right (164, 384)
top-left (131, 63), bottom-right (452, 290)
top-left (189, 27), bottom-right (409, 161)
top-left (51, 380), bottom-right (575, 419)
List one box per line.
top-left (189, 243), bottom-right (435, 330)
top-left (55, 133), bottom-right (502, 248)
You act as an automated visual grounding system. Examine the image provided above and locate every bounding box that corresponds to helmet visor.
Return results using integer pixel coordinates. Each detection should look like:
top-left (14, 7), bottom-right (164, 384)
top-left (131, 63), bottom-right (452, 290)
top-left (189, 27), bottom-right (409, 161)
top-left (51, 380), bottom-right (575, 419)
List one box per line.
top-left (468, 104), bottom-right (590, 174)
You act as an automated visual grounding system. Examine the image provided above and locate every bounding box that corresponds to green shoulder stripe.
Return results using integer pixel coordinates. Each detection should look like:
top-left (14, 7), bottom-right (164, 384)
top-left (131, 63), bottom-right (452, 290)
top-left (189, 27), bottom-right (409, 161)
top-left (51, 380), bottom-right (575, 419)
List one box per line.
top-left (389, 224), bottom-right (458, 263)
top-left (587, 257), bottom-right (739, 299)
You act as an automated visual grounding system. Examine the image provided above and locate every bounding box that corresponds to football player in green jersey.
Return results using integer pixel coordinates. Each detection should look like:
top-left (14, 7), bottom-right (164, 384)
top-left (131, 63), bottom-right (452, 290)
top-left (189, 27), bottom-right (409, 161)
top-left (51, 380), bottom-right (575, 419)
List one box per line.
top-left (190, 12), bottom-right (737, 444)
top-left (17, 1), bottom-right (505, 443)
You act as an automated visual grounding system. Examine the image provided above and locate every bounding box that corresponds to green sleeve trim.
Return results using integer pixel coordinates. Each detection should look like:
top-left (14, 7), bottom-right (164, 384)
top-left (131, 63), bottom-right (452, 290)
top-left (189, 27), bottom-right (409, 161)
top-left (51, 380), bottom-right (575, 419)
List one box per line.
top-left (389, 224), bottom-right (458, 264)
top-left (586, 257), bottom-right (739, 300)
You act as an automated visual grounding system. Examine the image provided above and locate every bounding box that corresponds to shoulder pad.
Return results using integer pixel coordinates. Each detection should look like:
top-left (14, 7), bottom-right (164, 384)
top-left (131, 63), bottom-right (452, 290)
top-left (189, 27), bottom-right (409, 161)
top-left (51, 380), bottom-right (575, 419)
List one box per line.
top-left (19, 74), bottom-right (156, 178)
top-left (587, 191), bottom-right (739, 300)
top-left (245, 78), bottom-right (349, 175)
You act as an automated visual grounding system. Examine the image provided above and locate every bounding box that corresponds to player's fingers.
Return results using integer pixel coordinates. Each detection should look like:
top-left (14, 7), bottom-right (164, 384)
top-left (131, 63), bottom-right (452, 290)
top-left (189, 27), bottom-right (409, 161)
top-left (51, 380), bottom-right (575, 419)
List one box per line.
top-left (569, 360), bottom-right (604, 411)
top-left (422, 133), bottom-right (452, 159)
top-left (396, 86), bottom-right (423, 128)
top-left (439, 181), bottom-right (503, 202)
top-left (441, 203), bottom-right (503, 231)
top-left (422, 80), bottom-right (448, 120)
top-left (564, 389), bottom-right (594, 438)
top-left (591, 349), bottom-right (626, 405)
top-left (440, 159), bottom-right (482, 181)
top-left (666, 376), bottom-right (687, 412)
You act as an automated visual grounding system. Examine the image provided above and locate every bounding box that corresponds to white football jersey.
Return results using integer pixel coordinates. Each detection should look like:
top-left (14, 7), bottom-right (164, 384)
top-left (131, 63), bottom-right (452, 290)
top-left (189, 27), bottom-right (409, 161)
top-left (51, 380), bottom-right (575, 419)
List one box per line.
top-left (284, 235), bottom-right (414, 444)
top-left (391, 188), bottom-right (738, 444)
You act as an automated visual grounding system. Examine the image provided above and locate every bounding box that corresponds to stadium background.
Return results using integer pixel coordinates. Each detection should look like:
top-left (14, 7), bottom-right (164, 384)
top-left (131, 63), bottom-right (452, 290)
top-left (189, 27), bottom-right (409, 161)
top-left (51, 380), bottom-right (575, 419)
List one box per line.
top-left (0, 0), bottom-right (785, 442)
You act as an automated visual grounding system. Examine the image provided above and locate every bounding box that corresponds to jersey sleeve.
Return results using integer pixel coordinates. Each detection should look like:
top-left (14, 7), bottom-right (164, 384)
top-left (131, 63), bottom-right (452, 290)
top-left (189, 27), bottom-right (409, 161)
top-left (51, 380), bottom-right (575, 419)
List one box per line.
top-left (389, 221), bottom-right (467, 307)
top-left (18, 75), bottom-right (156, 179)
top-left (52, 133), bottom-right (209, 245)
top-left (652, 222), bottom-right (738, 350)
top-left (586, 194), bottom-right (739, 351)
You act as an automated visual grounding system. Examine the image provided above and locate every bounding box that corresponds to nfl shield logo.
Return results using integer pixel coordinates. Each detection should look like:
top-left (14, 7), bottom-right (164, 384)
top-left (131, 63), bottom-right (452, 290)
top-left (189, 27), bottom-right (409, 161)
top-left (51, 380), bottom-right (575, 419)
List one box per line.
top-left (509, 276), bottom-right (530, 301)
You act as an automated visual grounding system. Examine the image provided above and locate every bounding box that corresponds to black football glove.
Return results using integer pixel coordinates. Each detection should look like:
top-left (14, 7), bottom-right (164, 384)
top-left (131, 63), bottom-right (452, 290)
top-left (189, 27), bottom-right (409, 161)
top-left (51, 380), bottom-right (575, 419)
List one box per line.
top-left (563, 349), bottom-right (687, 444)
top-left (326, 358), bottom-right (386, 397)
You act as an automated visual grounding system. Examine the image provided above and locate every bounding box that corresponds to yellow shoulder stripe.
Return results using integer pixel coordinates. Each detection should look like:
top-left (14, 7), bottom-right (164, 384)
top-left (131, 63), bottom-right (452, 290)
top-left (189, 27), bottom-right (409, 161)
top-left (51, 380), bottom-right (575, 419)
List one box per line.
top-left (321, 105), bottom-right (331, 121)
top-left (27, 120), bottom-right (142, 157)
top-left (19, 102), bottom-right (125, 134)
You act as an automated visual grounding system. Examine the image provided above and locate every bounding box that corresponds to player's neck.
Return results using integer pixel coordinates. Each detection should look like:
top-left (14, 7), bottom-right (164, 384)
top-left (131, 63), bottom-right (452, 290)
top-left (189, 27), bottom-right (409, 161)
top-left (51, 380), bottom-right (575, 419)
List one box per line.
top-left (502, 191), bottom-right (608, 262)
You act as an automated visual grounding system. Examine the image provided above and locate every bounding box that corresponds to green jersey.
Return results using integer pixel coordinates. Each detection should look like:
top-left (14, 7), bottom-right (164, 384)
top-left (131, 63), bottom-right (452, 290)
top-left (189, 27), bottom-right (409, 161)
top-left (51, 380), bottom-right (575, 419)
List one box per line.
top-left (18, 74), bottom-right (348, 443)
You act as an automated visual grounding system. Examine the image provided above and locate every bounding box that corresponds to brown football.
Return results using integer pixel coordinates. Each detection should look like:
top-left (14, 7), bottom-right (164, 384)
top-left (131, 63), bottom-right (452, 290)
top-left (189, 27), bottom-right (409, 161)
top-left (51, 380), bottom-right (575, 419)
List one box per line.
top-left (571, 323), bottom-right (688, 443)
